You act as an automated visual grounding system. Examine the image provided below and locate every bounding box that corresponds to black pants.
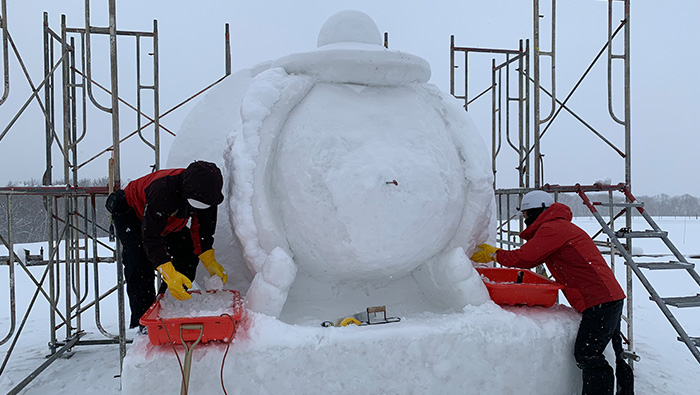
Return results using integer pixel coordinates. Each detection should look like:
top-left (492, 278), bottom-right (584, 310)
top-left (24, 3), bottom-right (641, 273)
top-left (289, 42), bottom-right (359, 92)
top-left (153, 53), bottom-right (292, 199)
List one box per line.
top-left (108, 190), bottom-right (199, 328)
top-left (575, 299), bottom-right (634, 395)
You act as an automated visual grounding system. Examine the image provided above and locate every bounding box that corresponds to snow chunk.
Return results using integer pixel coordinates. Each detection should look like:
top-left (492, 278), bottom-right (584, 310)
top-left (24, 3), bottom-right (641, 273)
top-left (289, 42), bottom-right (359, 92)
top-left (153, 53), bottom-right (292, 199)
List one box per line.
top-left (159, 291), bottom-right (235, 319)
top-left (204, 274), bottom-right (224, 291)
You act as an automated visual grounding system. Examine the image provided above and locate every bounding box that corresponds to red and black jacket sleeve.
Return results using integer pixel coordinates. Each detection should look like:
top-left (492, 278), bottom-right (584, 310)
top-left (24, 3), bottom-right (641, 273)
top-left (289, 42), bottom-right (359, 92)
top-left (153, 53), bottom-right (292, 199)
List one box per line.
top-left (189, 205), bottom-right (217, 256)
top-left (140, 176), bottom-right (185, 269)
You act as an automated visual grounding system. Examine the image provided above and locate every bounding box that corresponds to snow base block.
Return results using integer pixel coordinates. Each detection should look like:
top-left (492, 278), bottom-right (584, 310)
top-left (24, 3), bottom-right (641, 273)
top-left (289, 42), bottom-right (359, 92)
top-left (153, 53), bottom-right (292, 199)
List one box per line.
top-left (122, 303), bottom-right (583, 394)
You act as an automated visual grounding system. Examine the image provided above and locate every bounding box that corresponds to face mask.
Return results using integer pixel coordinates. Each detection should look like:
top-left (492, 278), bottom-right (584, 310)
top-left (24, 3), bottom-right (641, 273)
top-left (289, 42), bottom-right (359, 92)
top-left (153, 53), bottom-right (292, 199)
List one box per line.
top-left (524, 215), bottom-right (536, 227)
top-left (187, 199), bottom-right (210, 209)
top-left (523, 207), bottom-right (546, 226)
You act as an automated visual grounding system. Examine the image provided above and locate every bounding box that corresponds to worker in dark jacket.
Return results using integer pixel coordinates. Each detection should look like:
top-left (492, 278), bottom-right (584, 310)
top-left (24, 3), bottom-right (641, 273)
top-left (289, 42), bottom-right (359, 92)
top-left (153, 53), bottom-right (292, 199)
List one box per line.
top-left (471, 190), bottom-right (633, 395)
top-left (106, 161), bottom-right (228, 329)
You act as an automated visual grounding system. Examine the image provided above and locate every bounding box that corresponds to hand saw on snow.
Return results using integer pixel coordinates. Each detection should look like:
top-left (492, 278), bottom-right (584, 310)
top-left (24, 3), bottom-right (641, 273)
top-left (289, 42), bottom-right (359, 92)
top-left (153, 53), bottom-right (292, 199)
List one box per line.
top-left (321, 305), bottom-right (401, 327)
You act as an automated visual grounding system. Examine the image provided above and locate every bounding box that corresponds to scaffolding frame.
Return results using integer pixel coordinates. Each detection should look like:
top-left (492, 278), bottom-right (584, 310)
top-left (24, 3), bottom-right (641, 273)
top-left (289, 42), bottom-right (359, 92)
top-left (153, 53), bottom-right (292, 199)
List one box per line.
top-left (450, 0), bottom-right (639, 360)
top-left (0, 0), bottom-right (232, 392)
top-left (451, 0), bottom-right (700, 368)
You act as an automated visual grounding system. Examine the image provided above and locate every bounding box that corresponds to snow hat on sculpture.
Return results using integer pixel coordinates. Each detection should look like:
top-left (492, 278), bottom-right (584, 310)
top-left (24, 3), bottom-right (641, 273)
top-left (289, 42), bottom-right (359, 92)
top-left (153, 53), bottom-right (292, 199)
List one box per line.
top-left (275, 9), bottom-right (431, 86)
top-left (227, 10), bottom-right (496, 321)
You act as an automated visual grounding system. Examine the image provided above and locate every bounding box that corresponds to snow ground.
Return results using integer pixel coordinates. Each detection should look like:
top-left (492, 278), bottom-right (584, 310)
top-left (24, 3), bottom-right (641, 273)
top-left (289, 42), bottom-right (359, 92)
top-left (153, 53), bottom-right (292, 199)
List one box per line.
top-left (0, 217), bottom-right (698, 394)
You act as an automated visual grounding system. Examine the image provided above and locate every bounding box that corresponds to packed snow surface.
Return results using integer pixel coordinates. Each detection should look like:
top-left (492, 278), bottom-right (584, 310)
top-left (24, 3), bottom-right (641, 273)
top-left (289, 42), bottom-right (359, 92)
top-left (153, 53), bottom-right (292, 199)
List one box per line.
top-left (123, 305), bottom-right (583, 394)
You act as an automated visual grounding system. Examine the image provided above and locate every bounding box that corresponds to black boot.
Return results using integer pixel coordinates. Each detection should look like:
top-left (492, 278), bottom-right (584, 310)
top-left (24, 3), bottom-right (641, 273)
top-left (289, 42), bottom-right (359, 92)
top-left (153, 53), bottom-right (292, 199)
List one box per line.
top-left (582, 365), bottom-right (614, 395)
top-left (615, 359), bottom-right (634, 395)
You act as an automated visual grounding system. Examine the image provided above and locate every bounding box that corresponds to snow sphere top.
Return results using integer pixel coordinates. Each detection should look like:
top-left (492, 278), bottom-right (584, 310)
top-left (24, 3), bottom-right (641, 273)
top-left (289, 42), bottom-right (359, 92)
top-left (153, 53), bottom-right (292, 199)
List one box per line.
top-left (317, 10), bottom-right (382, 47)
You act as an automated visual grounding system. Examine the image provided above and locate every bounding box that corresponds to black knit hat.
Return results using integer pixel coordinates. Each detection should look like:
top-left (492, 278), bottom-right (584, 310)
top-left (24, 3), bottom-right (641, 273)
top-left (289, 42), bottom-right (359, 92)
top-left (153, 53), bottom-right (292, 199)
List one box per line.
top-left (181, 161), bottom-right (224, 206)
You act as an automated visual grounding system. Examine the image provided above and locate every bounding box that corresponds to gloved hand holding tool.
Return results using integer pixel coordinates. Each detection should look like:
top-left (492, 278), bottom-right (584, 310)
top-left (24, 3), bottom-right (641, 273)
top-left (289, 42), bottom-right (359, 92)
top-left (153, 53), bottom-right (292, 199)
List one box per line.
top-left (158, 262), bottom-right (193, 300)
top-left (470, 243), bottom-right (501, 264)
top-left (199, 249), bottom-right (228, 284)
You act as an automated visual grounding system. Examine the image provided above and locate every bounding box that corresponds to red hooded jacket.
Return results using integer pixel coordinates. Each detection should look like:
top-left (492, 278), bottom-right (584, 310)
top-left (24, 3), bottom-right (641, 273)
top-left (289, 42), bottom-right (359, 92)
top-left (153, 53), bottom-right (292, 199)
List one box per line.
top-left (496, 203), bottom-right (625, 312)
top-left (123, 162), bottom-right (223, 269)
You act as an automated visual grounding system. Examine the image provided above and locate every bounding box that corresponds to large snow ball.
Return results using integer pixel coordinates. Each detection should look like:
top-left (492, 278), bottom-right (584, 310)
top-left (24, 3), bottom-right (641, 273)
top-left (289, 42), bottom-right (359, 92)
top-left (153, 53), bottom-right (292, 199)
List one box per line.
top-left (317, 10), bottom-right (382, 47)
top-left (269, 83), bottom-right (466, 281)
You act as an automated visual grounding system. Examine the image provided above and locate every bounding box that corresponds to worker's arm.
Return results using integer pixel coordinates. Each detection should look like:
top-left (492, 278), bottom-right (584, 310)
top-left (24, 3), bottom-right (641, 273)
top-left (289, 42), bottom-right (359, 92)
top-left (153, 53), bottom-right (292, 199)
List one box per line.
top-left (497, 224), bottom-right (564, 269)
top-left (189, 205), bottom-right (227, 283)
top-left (189, 205), bottom-right (217, 256)
top-left (185, 203), bottom-right (226, 283)
top-left (141, 179), bottom-right (177, 269)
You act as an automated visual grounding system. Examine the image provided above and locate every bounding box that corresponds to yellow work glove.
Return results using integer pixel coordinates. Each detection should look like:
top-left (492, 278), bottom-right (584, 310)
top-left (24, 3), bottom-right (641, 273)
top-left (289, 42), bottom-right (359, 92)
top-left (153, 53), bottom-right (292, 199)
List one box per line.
top-left (470, 243), bottom-right (501, 264)
top-left (157, 262), bottom-right (192, 301)
top-left (199, 249), bottom-right (228, 284)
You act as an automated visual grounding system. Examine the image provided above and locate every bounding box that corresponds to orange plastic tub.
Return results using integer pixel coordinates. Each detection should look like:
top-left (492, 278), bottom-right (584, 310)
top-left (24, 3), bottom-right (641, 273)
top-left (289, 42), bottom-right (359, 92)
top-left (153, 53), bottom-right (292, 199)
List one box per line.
top-left (140, 289), bottom-right (243, 346)
top-left (476, 268), bottom-right (564, 307)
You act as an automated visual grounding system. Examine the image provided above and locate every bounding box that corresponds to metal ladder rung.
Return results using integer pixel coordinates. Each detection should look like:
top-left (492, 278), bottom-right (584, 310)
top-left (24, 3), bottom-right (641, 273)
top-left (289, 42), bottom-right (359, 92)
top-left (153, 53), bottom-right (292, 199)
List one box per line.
top-left (680, 337), bottom-right (700, 347)
top-left (658, 295), bottom-right (700, 308)
top-left (615, 230), bottom-right (668, 238)
top-left (621, 350), bottom-right (641, 362)
top-left (636, 261), bottom-right (695, 270)
top-left (581, 188), bottom-right (700, 364)
top-left (595, 202), bottom-right (644, 208)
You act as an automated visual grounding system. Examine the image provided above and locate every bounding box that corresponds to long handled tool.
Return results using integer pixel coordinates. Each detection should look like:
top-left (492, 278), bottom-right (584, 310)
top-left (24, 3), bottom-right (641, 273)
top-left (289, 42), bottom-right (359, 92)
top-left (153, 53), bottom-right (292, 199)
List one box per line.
top-left (179, 324), bottom-right (204, 395)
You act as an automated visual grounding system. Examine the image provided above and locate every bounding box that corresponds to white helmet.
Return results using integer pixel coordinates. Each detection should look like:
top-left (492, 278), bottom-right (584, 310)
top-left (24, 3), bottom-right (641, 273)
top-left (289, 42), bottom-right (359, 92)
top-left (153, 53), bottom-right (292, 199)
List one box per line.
top-left (519, 190), bottom-right (554, 211)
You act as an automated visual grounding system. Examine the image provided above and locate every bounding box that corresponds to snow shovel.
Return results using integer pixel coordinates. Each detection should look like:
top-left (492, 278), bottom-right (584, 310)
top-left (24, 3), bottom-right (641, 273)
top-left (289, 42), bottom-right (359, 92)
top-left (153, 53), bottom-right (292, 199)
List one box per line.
top-left (179, 323), bottom-right (204, 395)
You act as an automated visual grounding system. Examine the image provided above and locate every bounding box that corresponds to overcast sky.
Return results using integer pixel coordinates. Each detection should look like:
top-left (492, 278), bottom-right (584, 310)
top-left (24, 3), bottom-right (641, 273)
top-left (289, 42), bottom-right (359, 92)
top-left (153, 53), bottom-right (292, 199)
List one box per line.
top-left (1, 0), bottom-right (698, 197)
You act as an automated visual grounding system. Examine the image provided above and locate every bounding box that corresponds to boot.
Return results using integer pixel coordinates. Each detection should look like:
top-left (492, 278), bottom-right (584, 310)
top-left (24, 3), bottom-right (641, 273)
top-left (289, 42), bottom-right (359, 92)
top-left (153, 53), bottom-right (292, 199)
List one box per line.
top-left (615, 359), bottom-right (634, 395)
top-left (582, 365), bottom-right (614, 395)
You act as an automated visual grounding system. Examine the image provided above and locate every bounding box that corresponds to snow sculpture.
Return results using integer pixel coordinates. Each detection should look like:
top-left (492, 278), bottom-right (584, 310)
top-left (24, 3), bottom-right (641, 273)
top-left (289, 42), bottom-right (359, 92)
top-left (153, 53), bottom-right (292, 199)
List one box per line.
top-left (222, 10), bottom-right (496, 320)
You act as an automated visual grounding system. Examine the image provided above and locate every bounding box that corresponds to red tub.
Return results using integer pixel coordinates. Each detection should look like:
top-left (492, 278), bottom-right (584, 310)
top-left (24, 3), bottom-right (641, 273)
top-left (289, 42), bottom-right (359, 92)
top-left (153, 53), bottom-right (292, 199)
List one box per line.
top-left (140, 289), bottom-right (243, 346)
top-left (476, 268), bottom-right (564, 307)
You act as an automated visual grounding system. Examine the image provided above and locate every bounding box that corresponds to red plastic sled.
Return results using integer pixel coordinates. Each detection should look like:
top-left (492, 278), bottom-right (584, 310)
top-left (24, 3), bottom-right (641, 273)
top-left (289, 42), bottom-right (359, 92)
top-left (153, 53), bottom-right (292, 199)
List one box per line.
top-left (140, 289), bottom-right (243, 346)
top-left (476, 267), bottom-right (564, 307)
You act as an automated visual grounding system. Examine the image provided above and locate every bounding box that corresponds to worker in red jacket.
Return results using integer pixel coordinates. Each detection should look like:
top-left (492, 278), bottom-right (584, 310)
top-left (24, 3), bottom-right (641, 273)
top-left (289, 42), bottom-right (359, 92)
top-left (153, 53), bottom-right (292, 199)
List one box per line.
top-left (471, 190), bottom-right (633, 395)
top-left (106, 161), bottom-right (228, 330)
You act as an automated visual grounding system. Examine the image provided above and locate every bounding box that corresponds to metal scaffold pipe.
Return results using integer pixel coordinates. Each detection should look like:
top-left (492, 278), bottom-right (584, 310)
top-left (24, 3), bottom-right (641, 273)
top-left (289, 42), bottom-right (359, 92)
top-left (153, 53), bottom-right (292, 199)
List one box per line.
top-left (0, 0), bottom-right (234, 390)
top-left (0, 0), bottom-right (10, 105)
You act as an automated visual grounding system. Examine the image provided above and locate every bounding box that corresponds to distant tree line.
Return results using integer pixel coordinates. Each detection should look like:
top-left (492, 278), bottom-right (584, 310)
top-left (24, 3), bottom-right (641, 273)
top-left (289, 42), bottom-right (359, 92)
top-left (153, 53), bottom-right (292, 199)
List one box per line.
top-left (497, 192), bottom-right (700, 219)
top-left (1, 179), bottom-right (699, 243)
top-left (0, 178), bottom-right (111, 243)
top-left (557, 193), bottom-right (700, 218)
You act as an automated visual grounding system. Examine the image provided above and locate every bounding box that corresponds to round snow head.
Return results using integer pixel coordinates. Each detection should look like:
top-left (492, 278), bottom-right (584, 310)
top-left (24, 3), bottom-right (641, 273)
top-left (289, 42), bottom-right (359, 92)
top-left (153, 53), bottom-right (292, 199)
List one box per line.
top-left (317, 10), bottom-right (381, 47)
top-left (519, 190), bottom-right (554, 211)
